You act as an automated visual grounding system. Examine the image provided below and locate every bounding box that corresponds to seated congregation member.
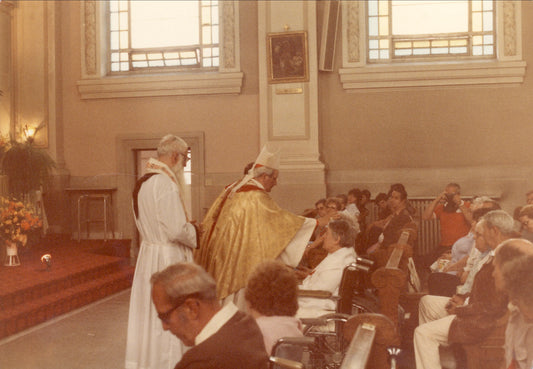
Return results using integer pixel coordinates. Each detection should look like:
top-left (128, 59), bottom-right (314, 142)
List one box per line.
top-left (357, 189), bottom-right (371, 230)
top-left (301, 197), bottom-right (343, 269)
top-left (422, 183), bottom-right (473, 264)
top-left (245, 260), bottom-right (303, 354)
top-left (338, 193), bottom-right (360, 233)
top-left (427, 206), bottom-right (498, 297)
top-left (414, 210), bottom-right (515, 369)
top-left (367, 183), bottom-right (413, 254)
top-left (151, 262), bottom-right (268, 369)
top-left (501, 250), bottom-right (533, 369)
top-left (518, 204), bottom-right (533, 241)
top-left (363, 192), bottom-right (391, 252)
top-left (297, 218), bottom-right (357, 318)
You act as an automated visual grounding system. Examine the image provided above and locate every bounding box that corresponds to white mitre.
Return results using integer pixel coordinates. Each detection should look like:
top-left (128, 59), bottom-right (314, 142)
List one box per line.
top-left (231, 145), bottom-right (280, 195)
top-left (250, 145), bottom-right (280, 171)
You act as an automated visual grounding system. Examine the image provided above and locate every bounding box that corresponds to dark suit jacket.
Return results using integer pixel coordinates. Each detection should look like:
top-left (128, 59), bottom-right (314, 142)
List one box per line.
top-left (175, 311), bottom-right (268, 369)
top-left (448, 259), bottom-right (508, 344)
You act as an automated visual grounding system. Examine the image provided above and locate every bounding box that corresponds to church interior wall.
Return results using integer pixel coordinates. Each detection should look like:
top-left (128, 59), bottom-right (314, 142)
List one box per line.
top-left (2, 1), bottom-right (533, 240)
top-left (317, 2), bottom-right (533, 215)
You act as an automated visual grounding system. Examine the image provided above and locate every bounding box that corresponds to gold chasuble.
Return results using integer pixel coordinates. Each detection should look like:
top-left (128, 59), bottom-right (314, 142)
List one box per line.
top-left (196, 184), bottom-right (305, 300)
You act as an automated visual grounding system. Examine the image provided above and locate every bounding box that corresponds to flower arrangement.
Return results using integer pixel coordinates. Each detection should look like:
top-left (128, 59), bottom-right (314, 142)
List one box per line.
top-left (0, 196), bottom-right (43, 247)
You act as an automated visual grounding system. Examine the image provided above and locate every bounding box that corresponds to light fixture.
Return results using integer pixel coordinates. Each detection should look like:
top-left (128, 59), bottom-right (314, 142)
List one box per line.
top-left (23, 124), bottom-right (36, 144)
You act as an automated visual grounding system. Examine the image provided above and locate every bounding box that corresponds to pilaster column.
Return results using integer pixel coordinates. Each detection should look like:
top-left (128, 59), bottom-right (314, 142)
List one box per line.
top-left (258, 1), bottom-right (325, 212)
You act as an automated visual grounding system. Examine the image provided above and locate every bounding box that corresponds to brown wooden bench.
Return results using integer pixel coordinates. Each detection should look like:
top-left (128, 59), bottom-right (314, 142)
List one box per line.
top-left (455, 309), bottom-right (509, 369)
top-left (342, 313), bottom-right (401, 369)
top-left (370, 230), bottom-right (414, 328)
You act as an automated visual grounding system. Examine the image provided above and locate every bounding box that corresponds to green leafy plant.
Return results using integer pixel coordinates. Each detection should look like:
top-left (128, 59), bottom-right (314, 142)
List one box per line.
top-left (2, 141), bottom-right (55, 199)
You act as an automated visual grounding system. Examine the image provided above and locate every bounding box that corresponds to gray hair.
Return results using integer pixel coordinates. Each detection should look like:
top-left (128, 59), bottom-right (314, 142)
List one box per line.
top-left (328, 218), bottom-right (356, 248)
top-left (253, 166), bottom-right (275, 178)
top-left (150, 263), bottom-right (217, 304)
top-left (502, 254), bottom-right (533, 305)
top-left (481, 210), bottom-right (515, 236)
top-left (157, 134), bottom-right (188, 157)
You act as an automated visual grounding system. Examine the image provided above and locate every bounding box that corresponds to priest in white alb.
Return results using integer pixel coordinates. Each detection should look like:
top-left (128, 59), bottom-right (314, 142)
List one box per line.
top-left (125, 134), bottom-right (198, 369)
top-left (196, 146), bottom-right (329, 310)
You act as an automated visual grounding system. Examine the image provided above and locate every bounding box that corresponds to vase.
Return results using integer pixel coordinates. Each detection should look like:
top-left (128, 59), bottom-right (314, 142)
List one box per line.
top-left (4, 242), bottom-right (21, 267)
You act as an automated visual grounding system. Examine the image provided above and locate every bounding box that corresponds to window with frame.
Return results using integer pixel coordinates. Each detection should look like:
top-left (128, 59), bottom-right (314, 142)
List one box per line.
top-left (79, 0), bottom-right (241, 98)
top-left (338, 0), bottom-right (525, 91)
top-left (108, 0), bottom-right (219, 73)
top-left (367, 0), bottom-right (495, 62)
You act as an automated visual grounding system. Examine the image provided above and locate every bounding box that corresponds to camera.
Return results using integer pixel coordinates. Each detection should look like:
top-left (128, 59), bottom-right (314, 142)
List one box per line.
top-left (445, 193), bottom-right (455, 203)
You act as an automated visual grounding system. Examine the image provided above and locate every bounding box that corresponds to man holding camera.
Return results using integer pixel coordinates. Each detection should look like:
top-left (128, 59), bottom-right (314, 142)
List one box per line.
top-left (423, 183), bottom-right (473, 259)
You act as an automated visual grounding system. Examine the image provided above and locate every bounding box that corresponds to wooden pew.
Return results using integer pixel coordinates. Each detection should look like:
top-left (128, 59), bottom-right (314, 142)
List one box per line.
top-left (457, 309), bottom-right (509, 369)
top-left (342, 313), bottom-right (401, 369)
top-left (370, 230), bottom-right (414, 328)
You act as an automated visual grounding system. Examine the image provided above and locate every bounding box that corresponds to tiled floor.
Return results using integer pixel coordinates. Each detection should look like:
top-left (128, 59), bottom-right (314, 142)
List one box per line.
top-left (0, 289), bottom-right (131, 369)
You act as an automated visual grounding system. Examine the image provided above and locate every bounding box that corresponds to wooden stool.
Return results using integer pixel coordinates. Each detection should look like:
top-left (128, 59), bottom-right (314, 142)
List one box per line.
top-left (77, 194), bottom-right (114, 242)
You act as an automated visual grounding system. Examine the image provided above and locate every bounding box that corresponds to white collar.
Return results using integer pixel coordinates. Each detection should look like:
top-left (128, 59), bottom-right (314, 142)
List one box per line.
top-left (195, 302), bottom-right (239, 346)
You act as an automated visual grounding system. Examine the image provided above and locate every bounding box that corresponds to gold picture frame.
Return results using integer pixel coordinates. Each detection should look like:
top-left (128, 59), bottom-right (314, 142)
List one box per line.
top-left (267, 31), bottom-right (309, 84)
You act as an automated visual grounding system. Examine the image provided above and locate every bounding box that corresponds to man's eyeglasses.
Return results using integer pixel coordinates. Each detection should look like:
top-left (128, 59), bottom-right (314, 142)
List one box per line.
top-left (157, 292), bottom-right (199, 324)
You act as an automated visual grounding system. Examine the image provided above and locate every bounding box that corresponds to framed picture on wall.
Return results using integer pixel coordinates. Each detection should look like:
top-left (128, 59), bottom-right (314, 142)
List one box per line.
top-left (267, 31), bottom-right (309, 84)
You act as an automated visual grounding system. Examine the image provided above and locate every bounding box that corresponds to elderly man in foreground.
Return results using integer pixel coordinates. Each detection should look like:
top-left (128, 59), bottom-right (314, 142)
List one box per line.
top-left (151, 262), bottom-right (268, 369)
top-left (196, 146), bottom-right (329, 309)
top-left (414, 210), bottom-right (515, 369)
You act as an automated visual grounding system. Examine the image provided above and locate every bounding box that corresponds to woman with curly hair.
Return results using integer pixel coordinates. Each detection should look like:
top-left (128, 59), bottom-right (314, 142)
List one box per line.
top-left (245, 260), bottom-right (303, 354)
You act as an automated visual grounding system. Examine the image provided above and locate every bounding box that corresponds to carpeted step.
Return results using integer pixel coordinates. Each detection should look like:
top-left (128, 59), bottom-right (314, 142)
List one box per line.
top-left (0, 267), bottom-right (134, 340)
top-left (0, 260), bottom-right (129, 311)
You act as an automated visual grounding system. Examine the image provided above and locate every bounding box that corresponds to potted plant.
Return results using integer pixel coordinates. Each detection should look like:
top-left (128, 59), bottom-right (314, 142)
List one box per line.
top-left (1, 124), bottom-right (55, 200)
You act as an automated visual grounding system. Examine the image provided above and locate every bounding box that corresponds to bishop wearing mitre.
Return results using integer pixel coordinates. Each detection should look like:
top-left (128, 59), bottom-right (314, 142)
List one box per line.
top-left (196, 146), bottom-right (329, 309)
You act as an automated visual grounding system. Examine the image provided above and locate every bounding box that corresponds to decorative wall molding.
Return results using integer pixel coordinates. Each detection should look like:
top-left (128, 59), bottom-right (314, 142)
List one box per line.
top-left (221, 0), bottom-right (238, 71)
top-left (345, 1), bottom-right (360, 64)
top-left (83, 0), bottom-right (97, 76)
top-left (78, 1), bottom-right (242, 98)
top-left (503, 1), bottom-right (517, 57)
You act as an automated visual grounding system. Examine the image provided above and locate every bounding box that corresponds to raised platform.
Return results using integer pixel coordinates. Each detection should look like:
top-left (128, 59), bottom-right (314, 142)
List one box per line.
top-left (0, 236), bottom-right (134, 340)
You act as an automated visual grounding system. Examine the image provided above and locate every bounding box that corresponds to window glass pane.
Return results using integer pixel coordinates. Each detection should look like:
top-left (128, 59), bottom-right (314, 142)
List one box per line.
top-left (379, 17), bottom-right (389, 35)
top-left (368, 1), bottom-right (378, 16)
top-left (110, 13), bottom-right (119, 29)
top-left (392, 0), bottom-right (468, 35)
top-left (118, 0), bottom-right (128, 12)
top-left (110, 31), bottom-right (119, 50)
top-left (483, 12), bottom-right (493, 31)
top-left (472, 13), bottom-right (482, 32)
top-left (378, 0), bottom-right (388, 16)
top-left (472, 35), bottom-right (482, 45)
top-left (379, 49), bottom-right (389, 59)
top-left (472, 0), bottom-right (482, 12)
top-left (368, 18), bottom-right (379, 36)
top-left (211, 6), bottom-right (219, 24)
top-left (120, 31), bottom-right (128, 48)
top-left (119, 12), bottom-right (128, 29)
top-left (482, 0), bottom-right (493, 11)
top-left (130, 1), bottom-right (200, 48)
